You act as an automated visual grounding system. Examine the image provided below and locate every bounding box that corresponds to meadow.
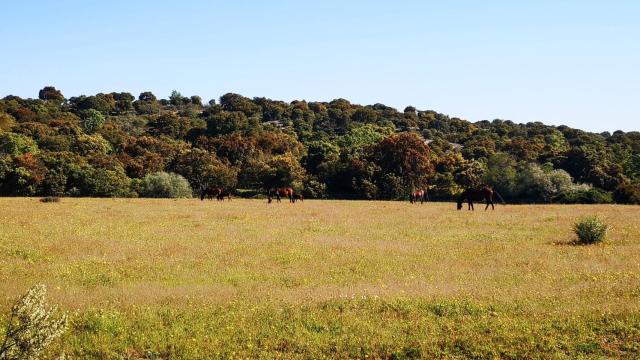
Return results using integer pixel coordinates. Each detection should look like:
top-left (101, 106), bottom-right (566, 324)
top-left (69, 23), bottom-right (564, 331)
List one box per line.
top-left (1, 198), bottom-right (639, 359)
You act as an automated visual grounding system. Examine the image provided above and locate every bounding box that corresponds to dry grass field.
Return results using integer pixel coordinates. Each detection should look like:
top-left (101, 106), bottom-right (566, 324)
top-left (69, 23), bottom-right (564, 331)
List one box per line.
top-left (1, 198), bottom-right (639, 358)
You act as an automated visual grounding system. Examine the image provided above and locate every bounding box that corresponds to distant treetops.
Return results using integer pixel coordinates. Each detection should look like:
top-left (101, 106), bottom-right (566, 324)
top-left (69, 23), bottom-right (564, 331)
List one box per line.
top-left (0, 87), bottom-right (638, 203)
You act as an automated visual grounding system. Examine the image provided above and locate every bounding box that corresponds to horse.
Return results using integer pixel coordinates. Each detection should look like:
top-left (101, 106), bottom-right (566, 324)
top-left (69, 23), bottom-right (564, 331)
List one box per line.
top-left (409, 189), bottom-right (428, 204)
top-left (456, 186), bottom-right (505, 210)
top-left (200, 187), bottom-right (221, 200)
top-left (292, 193), bottom-right (304, 202)
top-left (216, 190), bottom-right (232, 201)
top-left (267, 187), bottom-right (295, 203)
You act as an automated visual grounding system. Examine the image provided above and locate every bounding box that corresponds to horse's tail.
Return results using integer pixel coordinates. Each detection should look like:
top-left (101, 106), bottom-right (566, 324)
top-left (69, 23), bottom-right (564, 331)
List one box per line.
top-left (494, 189), bottom-right (506, 205)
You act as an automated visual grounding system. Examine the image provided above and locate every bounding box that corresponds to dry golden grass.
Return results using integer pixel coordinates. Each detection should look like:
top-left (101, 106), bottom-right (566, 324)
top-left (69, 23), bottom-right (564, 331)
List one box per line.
top-left (1, 198), bottom-right (639, 358)
top-left (2, 198), bottom-right (639, 310)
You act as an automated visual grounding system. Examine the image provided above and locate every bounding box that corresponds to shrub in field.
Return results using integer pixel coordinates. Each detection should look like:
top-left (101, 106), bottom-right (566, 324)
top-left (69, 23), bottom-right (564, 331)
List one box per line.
top-left (39, 196), bottom-right (60, 203)
top-left (554, 187), bottom-right (613, 204)
top-left (139, 171), bottom-right (192, 198)
top-left (0, 284), bottom-right (68, 360)
top-left (573, 216), bottom-right (608, 244)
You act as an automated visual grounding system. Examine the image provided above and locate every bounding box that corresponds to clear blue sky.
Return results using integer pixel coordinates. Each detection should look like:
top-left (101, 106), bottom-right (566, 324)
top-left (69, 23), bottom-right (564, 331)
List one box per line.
top-left (1, 0), bottom-right (638, 132)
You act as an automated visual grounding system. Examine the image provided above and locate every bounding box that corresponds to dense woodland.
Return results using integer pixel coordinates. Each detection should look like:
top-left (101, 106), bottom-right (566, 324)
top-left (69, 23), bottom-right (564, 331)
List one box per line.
top-left (1, 87), bottom-right (639, 203)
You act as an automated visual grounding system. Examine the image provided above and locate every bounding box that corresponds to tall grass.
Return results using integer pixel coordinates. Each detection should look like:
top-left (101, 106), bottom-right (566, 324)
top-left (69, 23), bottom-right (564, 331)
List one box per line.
top-left (1, 199), bottom-right (639, 358)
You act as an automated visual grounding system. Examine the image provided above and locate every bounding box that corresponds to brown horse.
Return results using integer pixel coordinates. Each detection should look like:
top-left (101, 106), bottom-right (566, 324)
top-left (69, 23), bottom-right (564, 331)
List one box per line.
top-left (292, 193), bottom-right (304, 202)
top-left (216, 190), bottom-right (232, 201)
top-left (457, 186), bottom-right (505, 210)
top-left (409, 189), bottom-right (428, 204)
top-left (200, 187), bottom-right (221, 200)
top-left (267, 187), bottom-right (295, 203)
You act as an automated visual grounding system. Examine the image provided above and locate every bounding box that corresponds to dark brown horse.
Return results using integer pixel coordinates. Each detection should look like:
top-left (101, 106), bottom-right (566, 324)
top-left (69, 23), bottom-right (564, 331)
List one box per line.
top-left (292, 193), bottom-right (304, 202)
top-left (216, 190), bottom-right (232, 201)
top-left (457, 186), bottom-right (505, 210)
top-left (409, 189), bottom-right (428, 204)
top-left (200, 187), bottom-right (221, 200)
top-left (267, 187), bottom-right (295, 203)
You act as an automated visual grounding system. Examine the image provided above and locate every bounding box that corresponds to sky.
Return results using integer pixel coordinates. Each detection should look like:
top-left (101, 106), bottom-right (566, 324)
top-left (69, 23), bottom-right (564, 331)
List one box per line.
top-left (1, 0), bottom-right (639, 132)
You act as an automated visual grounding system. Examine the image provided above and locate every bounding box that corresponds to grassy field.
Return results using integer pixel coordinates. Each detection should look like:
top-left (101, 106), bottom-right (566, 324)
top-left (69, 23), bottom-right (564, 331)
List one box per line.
top-left (1, 198), bottom-right (639, 359)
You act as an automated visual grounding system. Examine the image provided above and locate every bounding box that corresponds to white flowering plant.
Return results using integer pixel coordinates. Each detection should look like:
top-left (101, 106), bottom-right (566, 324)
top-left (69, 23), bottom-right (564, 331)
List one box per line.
top-left (0, 284), bottom-right (68, 360)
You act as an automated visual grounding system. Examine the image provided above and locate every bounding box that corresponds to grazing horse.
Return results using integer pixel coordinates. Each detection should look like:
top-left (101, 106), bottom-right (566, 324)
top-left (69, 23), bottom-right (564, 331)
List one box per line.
top-left (292, 194), bottom-right (304, 202)
top-left (216, 190), bottom-right (232, 201)
top-left (200, 187), bottom-right (221, 200)
top-left (409, 189), bottom-right (428, 204)
top-left (267, 187), bottom-right (295, 203)
top-left (457, 186), bottom-right (505, 210)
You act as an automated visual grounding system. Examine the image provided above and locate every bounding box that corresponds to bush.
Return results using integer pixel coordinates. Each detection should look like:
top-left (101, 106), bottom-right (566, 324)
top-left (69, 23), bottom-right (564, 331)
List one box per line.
top-left (233, 189), bottom-right (263, 198)
top-left (515, 163), bottom-right (555, 202)
top-left (39, 196), bottom-right (60, 203)
top-left (139, 171), bottom-right (192, 198)
top-left (302, 178), bottom-right (327, 199)
top-left (554, 188), bottom-right (613, 204)
top-left (0, 284), bottom-right (68, 360)
top-left (572, 216), bottom-right (608, 244)
top-left (613, 183), bottom-right (640, 204)
top-left (85, 167), bottom-right (135, 198)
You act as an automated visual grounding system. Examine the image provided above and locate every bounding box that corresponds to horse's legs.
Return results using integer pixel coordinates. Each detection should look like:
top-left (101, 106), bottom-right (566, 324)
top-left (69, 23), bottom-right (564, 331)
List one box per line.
top-left (485, 198), bottom-right (490, 210)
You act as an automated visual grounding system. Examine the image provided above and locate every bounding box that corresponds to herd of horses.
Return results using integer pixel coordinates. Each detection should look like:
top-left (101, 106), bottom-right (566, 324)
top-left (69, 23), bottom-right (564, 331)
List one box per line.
top-left (200, 186), bottom-right (505, 210)
top-left (200, 187), bottom-right (232, 201)
top-left (200, 187), bottom-right (304, 203)
top-left (410, 186), bottom-right (505, 210)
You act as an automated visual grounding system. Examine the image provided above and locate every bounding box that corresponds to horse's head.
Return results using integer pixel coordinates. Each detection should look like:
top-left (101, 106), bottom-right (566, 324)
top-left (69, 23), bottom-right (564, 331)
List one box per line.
top-left (456, 196), bottom-right (464, 210)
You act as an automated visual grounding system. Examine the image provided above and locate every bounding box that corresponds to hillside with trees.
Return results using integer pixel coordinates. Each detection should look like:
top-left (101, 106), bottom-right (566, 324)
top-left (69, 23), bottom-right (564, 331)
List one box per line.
top-left (1, 87), bottom-right (639, 203)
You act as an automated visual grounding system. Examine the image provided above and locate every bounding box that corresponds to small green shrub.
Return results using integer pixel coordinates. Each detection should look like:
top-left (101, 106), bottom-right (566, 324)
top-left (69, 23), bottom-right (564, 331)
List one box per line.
top-left (573, 216), bottom-right (608, 244)
top-left (39, 196), bottom-right (61, 203)
top-left (139, 171), bottom-right (192, 198)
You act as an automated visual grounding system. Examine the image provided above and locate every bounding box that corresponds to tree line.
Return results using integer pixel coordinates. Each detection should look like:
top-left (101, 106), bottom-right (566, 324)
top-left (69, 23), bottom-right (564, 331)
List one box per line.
top-left (0, 87), bottom-right (639, 203)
